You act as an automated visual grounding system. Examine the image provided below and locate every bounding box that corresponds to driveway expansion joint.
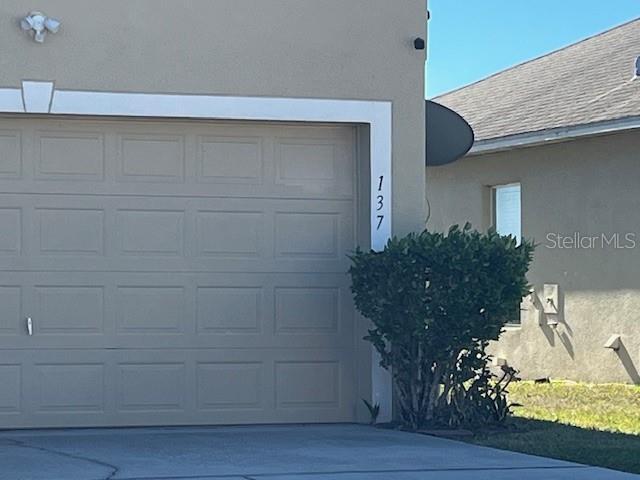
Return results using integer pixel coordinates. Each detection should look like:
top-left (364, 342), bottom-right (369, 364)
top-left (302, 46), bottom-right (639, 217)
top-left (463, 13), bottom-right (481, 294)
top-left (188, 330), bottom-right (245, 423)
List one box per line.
top-left (6, 437), bottom-right (120, 480)
top-left (113, 465), bottom-right (592, 480)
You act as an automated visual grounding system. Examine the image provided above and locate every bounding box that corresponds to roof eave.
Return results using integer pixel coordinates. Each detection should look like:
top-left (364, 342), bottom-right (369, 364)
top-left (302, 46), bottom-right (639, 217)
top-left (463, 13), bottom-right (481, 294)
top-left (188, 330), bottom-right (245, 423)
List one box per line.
top-left (468, 115), bottom-right (640, 155)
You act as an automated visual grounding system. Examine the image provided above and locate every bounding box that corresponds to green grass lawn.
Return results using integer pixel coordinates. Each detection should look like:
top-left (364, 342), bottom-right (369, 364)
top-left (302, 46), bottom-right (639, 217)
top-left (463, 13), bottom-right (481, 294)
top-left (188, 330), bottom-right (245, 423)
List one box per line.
top-left (469, 381), bottom-right (640, 474)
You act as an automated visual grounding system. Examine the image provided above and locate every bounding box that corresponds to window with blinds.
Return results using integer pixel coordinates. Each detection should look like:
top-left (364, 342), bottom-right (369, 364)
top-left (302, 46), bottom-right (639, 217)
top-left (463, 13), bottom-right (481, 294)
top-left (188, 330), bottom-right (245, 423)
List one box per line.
top-left (493, 183), bottom-right (521, 244)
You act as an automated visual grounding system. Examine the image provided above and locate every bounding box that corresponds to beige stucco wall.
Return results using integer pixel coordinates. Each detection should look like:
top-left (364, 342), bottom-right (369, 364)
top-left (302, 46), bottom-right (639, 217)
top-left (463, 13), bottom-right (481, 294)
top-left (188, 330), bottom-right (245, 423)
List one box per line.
top-left (426, 130), bottom-right (640, 384)
top-left (0, 0), bottom-right (427, 235)
top-left (1, 1), bottom-right (427, 422)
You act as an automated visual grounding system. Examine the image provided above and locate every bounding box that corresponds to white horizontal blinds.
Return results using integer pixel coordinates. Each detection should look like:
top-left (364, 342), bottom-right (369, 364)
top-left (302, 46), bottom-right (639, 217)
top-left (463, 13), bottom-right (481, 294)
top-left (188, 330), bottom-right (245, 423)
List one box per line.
top-left (494, 184), bottom-right (521, 243)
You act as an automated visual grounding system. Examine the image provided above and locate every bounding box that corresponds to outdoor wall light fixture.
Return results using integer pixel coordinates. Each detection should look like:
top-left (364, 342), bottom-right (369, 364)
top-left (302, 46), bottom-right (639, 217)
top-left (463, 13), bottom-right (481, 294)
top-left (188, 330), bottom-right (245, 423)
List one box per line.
top-left (20, 11), bottom-right (61, 43)
top-left (414, 37), bottom-right (426, 50)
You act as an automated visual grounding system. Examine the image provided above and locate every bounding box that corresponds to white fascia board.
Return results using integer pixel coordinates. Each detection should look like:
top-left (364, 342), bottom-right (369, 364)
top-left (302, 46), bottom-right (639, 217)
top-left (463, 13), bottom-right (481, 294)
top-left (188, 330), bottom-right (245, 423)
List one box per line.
top-left (0, 88), bottom-right (25, 113)
top-left (51, 89), bottom-right (383, 122)
top-left (470, 116), bottom-right (640, 155)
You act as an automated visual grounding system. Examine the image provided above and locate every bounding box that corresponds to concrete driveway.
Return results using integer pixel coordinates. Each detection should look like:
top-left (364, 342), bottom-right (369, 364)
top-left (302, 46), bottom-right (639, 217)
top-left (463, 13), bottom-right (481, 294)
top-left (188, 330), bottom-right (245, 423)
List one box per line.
top-left (0, 424), bottom-right (637, 480)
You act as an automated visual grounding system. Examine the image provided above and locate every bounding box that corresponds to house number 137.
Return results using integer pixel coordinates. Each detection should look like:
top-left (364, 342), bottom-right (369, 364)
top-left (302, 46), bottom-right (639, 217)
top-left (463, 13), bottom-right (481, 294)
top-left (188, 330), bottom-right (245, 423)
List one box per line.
top-left (376, 175), bottom-right (384, 230)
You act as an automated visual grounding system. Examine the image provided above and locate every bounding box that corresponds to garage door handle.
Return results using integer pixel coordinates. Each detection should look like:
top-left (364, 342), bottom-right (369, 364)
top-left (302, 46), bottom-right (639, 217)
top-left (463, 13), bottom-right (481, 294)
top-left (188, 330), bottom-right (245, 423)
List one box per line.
top-left (26, 317), bottom-right (33, 336)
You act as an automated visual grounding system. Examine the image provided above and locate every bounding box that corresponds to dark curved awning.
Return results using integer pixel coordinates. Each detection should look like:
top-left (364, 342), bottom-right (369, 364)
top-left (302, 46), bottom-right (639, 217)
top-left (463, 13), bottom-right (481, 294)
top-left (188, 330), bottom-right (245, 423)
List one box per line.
top-left (426, 100), bottom-right (474, 166)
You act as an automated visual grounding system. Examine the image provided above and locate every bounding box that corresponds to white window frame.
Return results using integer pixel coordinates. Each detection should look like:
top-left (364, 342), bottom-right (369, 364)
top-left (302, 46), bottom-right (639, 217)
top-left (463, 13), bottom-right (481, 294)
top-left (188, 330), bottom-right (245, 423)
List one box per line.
top-left (491, 182), bottom-right (522, 243)
top-left (491, 182), bottom-right (523, 325)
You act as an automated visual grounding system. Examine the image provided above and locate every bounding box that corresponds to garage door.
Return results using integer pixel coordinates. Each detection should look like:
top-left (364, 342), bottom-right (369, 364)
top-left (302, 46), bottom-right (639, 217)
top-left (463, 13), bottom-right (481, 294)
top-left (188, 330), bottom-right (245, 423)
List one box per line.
top-left (0, 117), bottom-right (358, 428)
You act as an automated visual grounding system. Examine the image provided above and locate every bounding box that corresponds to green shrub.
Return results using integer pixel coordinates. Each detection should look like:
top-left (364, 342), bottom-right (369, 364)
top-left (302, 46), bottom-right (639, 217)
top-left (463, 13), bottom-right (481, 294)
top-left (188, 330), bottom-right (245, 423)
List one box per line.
top-left (349, 224), bottom-right (534, 430)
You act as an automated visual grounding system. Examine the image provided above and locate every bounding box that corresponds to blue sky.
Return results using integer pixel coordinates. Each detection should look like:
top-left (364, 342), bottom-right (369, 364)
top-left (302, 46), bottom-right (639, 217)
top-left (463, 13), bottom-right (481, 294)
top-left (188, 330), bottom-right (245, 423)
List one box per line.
top-left (427, 0), bottom-right (639, 98)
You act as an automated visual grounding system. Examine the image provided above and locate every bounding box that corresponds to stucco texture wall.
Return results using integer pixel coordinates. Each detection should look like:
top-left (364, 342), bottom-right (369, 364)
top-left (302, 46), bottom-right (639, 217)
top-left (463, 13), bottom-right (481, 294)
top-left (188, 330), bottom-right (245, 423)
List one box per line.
top-left (426, 131), bottom-right (640, 384)
top-left (0, 0), bottom-right (427, 235)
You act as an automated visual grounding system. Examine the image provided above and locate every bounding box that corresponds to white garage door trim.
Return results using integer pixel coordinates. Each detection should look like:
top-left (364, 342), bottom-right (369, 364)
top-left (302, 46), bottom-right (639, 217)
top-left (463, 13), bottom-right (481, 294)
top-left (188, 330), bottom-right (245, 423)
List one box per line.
top-left (0, 79), bottom-right (393, 422)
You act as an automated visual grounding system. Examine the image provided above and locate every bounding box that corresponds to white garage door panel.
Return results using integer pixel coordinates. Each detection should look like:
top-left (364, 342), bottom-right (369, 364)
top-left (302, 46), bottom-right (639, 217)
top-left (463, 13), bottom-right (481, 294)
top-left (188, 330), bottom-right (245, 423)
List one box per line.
top-left (1, 348), bottom-right (354, 428)
top-left (0, 118), bottom-right (358, 428)
top-left (0, 272), bottom-right (354, 350)
top-left (0, 122), bottom-right (354, 198)
top-left (0, 196), bottom-right (353, 273)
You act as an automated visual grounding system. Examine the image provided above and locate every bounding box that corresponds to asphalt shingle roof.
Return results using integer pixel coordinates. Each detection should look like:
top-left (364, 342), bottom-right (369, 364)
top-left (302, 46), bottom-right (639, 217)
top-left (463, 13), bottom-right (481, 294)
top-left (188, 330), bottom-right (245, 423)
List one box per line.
top-left (434, 17), bottom-right (640, 143)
